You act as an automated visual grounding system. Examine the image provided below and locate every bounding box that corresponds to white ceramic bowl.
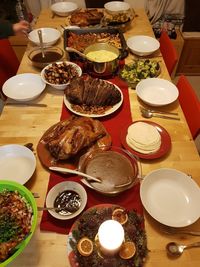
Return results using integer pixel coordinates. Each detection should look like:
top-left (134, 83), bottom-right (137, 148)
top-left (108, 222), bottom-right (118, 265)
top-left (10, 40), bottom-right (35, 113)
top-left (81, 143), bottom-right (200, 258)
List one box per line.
top-left (2, 73), bottom-right (46, 101)
top-left (46, 181), bottom-right (87, 220)
top-left (136, 78), bottom-right (179, 106)
top-left (140, 168), bottom-right (200, 227)
top-left (0, 144), bottom-right (36, 185)
top-left (41, 61), bottom-right (82, 90)
top-left (127, 35), bottom-right (160, 56)
top-left (104, 1), bottom-right (130, 14)
top-left (28, 28), bottom-right (61, 46)
top-left (51, 1), bottom-right (78, 17)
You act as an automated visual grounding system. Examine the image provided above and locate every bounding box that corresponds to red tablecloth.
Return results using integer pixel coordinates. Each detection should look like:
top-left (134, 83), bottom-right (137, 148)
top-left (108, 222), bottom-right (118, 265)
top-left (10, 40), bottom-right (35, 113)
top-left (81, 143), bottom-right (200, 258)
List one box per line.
top-left (40, 76), bottom-right (143, 234)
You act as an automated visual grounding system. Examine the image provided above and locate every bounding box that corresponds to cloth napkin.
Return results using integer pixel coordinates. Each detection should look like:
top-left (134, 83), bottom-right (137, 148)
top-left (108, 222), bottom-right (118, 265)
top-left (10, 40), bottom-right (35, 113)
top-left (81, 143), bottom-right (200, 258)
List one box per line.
top-left (40, 76), bottom-right (143, 234)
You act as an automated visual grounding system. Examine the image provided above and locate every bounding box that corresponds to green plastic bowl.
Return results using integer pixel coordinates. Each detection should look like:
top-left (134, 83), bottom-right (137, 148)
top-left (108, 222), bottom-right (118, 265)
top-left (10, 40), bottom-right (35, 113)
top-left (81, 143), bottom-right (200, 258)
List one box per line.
top-left (0, 180), bottom-right (38, 266)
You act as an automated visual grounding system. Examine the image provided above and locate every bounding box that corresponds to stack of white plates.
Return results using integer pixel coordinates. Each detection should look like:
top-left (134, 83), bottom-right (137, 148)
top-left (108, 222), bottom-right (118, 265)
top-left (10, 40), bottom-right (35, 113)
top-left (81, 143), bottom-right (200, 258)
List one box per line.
top-left (126, 122), bottom-right (161, 154)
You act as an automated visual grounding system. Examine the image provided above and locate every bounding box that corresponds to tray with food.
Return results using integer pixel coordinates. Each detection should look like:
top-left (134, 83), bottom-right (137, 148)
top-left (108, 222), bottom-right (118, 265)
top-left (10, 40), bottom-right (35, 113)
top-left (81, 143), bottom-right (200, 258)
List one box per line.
top-left (64, 27), bottom-right (128, 59)
top-left (101, 8), bottom-right (136, 32)
top-left (65, 8), bottom-right (135, 32)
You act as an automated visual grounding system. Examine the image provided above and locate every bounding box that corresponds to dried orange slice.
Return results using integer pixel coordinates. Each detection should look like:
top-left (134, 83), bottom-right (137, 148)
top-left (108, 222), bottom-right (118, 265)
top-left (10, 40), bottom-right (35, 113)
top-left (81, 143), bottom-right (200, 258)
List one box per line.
top-left (119, 241), bottom-right (136, 259)
top-left (112, 208), bottom-right (128, 225)
top-left (77, 237), bottom-right (93, 256)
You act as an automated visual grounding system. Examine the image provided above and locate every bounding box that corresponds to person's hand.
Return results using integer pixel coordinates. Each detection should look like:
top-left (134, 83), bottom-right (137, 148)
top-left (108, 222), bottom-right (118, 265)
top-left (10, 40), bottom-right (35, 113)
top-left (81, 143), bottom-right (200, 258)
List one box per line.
top-left (12, 20), bottom-right (30, 36)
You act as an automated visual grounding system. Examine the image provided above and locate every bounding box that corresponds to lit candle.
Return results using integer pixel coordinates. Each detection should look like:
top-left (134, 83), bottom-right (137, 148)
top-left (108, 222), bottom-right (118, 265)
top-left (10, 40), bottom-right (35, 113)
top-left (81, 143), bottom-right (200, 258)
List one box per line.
top-left (98, 220), bottom-right (124, 256)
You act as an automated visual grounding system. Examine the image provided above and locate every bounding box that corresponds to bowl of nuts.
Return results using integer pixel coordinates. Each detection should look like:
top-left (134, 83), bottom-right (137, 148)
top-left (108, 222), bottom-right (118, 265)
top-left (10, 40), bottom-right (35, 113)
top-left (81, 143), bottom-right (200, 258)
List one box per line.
top-left (41, 61), bottom-right (82, 90)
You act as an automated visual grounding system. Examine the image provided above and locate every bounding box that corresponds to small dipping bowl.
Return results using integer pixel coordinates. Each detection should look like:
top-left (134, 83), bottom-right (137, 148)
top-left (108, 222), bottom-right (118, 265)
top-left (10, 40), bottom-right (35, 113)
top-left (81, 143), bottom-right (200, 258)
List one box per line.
top-left (28, 46), bottom-right (64, 69)
top-left (46, 181), bottom-right (87, 220)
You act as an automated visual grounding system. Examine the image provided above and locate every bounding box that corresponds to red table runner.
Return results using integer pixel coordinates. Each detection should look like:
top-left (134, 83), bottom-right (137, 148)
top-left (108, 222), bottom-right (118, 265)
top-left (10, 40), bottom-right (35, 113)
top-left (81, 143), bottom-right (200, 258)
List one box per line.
top-left (40, 76), bottom-right (143, 234)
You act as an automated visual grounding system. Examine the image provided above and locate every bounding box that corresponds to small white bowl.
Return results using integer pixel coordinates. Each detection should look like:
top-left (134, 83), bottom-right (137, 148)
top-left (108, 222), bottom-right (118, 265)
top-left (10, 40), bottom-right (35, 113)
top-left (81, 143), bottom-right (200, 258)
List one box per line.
top-left (51, 1), bottom-right (78, 17)
top-left (2, 73), bottom-right (46, 101)
top-left (136, 78), bottom-right (179, 106)
top-left (104, 1), bottom-right (130, 14)
top-left (28, 28), bottom-right (61, 46)
top-left (41, 61), bottom-right (82, 90)
top-left (127, 35), bottom-right (160, 56)
top-left (46, 181), bottom-right (87, 220)
top-left (0, 144), bottom-right (36, 185)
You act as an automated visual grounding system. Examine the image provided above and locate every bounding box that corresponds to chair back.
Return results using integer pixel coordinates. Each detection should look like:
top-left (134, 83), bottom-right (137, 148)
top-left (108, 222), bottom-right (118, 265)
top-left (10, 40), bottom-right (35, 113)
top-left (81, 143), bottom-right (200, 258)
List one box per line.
top-left (159, 31), bottom-right (178, 76)
top-left (176, 75), bottom-right (200, 139)
top-left (0, 39), bottom-right (19, 99)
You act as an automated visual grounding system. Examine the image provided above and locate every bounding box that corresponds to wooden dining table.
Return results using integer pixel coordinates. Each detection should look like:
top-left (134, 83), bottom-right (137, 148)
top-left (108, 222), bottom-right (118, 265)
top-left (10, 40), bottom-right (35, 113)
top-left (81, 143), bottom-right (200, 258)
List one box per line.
top-left (1, 8), bottom-right (200, 267)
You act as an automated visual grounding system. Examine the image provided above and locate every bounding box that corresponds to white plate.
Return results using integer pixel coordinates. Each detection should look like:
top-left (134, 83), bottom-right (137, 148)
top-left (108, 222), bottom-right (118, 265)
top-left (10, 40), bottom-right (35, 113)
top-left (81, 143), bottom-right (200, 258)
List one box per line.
top-left (2, 73), bottom-right (46, 101)
top-left (140, 168), bottom-right (200, 227)
top-left (0, 144), bottom-right (36, 184)
top-left (64, 81), bottom-right (123, 118)
top-left (136, 78), bottom-right (179, 106)
top-left (127, 35), bottom-right (160, 56)
top-left (46, 181), bottom-right (87, 220)
top-left (28, 28), bottom-right (61, 46)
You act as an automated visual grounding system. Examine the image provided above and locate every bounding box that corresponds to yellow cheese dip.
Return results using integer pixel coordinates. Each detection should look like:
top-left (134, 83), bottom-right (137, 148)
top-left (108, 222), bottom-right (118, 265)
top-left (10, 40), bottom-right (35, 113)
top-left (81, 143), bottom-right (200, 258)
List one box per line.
top-left (86, 50), bottom-right (118, 62)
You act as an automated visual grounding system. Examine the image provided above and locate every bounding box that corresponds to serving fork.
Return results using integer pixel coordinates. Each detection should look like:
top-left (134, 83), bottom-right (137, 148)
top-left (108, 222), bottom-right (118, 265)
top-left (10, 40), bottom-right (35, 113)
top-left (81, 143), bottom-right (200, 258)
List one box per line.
top-left (140, 106), bottom-right (178, 116)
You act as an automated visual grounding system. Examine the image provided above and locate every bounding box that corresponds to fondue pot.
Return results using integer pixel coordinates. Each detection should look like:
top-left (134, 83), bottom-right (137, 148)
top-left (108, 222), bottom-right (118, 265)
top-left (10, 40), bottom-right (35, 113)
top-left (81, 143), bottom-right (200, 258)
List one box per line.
top-left (65, 42), bottom-right (120, 77)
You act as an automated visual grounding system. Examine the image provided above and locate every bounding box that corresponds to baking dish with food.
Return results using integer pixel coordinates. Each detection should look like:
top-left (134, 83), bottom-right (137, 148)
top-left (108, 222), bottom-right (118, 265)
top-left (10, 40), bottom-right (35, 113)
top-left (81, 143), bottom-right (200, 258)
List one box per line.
top-left (64, 27), bottom-right (128, 60)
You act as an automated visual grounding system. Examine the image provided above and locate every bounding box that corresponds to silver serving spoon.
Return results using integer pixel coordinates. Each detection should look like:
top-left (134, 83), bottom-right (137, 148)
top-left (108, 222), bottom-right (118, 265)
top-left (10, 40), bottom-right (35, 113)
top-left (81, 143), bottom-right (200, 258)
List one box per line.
top-left (141, 108), bottom-right (180, 120)
top-left (37, 29), bottom-right (45, 58)
top-left (65, 47), bottom-right (87, 59)
top-left (49, 166), bottom-right (102, 183)
top-left (166, 241), bottom-right (200, 257)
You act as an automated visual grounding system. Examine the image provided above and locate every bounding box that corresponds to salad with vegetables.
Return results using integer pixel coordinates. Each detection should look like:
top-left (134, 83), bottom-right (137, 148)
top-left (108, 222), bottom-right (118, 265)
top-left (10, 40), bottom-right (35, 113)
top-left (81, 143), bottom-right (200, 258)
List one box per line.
top-left (120, 59), bottom-right (160, 88)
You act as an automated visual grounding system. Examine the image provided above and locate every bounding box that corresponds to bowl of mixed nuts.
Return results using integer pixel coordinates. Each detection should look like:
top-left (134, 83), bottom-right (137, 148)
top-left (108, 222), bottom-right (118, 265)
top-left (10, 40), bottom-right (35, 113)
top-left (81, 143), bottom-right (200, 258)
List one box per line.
top-left (41, 61), bottom-right (82, 90)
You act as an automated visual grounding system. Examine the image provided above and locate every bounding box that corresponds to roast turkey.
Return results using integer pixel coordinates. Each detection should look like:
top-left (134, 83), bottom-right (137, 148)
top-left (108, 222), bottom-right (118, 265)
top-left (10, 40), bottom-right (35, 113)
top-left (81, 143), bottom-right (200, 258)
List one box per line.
top-left (70, 9), bottom-right (104, 27)
top-left (41, 116), bottom-right (106, 160)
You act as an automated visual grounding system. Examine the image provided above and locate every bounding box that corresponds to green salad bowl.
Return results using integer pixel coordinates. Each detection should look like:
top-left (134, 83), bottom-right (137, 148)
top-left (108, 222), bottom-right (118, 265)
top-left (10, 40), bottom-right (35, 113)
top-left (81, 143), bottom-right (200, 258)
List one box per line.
top-left (0, 180), bottom-right (38, 266)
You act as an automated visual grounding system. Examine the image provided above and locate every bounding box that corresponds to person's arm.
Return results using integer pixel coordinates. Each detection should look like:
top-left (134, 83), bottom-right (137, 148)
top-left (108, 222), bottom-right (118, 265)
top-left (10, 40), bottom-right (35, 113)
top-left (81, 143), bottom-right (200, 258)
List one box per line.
top-left (0, 20), bottom-right (14, 39)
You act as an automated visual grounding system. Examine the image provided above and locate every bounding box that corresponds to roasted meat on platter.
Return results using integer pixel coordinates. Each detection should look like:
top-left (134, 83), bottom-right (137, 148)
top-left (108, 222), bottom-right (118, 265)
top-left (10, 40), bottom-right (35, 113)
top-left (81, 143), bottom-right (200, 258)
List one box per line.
top-left (70, 9), bottom-right (104, 27)
top-left (41, 116), bottom-right (106, 160)
top-left (65, 76), bottom-right (121, 108)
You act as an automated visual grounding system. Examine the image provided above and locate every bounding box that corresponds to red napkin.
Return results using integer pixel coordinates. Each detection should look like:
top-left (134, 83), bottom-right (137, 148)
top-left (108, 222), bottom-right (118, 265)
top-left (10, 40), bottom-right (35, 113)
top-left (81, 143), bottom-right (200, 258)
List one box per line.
top-left (40, 76), bottom-right (143, 234)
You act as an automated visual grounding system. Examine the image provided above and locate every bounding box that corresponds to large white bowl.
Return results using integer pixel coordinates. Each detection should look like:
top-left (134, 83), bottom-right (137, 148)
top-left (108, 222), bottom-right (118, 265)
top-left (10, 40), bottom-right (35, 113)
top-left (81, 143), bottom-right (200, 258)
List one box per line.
top-left (127, 35), bottom-right (160, 56)
top-left (0, 144), bottom-right (36, 185)
top-left (46, 181), bottom-right (87, 220)
top-left (2, 73), bottom-right (46, 101)
top-left (28, 28), bottom-right (61, 46)
top-left (41, 61), bottom-right (82, 90)
top-left (140, 168), bottom-right (200, 227)
top-left (104, 1), bottom-right (130, 14)
top-left (136, 78), bottom-right (179, 106)
top-left (51, 1), bottom-right (78, 17)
